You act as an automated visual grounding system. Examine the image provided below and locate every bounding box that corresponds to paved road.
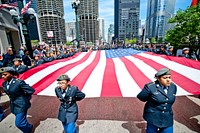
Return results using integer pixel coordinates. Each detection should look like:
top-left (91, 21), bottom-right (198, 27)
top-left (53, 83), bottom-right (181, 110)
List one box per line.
top-left (0, 95), bottom-right (200, 133)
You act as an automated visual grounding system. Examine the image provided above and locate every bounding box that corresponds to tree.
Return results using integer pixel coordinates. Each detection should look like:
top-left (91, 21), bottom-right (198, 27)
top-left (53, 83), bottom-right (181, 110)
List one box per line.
top-left (31, 40), bottom-right (39, 46)
top-left (66, 41), bottom-right (71, 46)
top-left (165, 3), bottom-right (200, 47)
top-left (151, 37), bottom-right (157, 43)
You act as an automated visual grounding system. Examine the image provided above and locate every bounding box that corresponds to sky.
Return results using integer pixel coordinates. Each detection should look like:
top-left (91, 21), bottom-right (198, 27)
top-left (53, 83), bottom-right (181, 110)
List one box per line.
top-left (63, 0), bottom-right (192, 40)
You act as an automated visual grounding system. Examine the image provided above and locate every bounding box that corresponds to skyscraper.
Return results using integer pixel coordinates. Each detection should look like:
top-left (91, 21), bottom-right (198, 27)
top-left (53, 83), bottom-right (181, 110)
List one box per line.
top-left (98, 17), bottom-right (105, 44)
top-left (108, 24), bottom-right (114, 44)
top-left (65, 21), bottom-right (76, 42)
top-left (78, 0), bottom-right (99, 44)
top-left (146, 0), bottom-right (176, 41)
top-left (37, 0), bottom-right (66, 45)
top-left (114, 0), bottom-right (140, 41)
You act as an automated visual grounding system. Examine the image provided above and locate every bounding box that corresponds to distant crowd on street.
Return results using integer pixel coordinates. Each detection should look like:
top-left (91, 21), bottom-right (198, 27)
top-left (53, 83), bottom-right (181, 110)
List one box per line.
top-left (0, 43), bottom-right (78, 75)
top-left (0, 42), bottom-right (199, 76)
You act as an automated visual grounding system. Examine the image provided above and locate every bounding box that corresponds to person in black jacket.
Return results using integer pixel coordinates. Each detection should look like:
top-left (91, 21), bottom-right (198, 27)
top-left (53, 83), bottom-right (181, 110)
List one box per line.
top-left (55, 74), bottom-right (85, 133)
top-left (0, 67), bottom-right (35, 133)
top-left (137, 68), bottom-right (177, 133)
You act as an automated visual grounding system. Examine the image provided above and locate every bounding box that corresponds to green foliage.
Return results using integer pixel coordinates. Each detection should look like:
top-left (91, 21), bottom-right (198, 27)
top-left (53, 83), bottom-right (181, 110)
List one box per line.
top-left (66, 41), bottom-right (71, 46)
top-left (165, 3), bottom-right (200, 47)
top-left (125, 38), bottom-right (137, 44)
top-left (151, 37), bottom-right (157, 43)
top-left (31, 40), bottom-right (39, 46)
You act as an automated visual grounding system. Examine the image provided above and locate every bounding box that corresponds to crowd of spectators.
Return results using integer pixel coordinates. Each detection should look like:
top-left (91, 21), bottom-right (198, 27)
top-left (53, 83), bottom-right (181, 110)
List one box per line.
top-left (0, 43), bottom-right (77, 75)
top-left (132, 43), bottom-right (199, 61)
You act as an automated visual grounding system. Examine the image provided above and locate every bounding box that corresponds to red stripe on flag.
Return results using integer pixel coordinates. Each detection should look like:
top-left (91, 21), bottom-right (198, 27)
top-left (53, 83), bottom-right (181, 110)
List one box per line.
top-left (120, 57), bottom-right (151, 88)
top-left (134, 55), bottom-right (200, 94)
top-left (71, 51), bottom-right (101, 90)
top-left (101, 58), bottom-right (122, 97)
top-left (32, 53), bottom-right (92, 94)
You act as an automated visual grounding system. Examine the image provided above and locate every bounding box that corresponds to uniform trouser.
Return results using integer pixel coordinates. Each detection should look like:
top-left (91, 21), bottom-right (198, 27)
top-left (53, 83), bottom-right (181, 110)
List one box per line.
top-left (0, 106), bottom-right (4, 121)
top-left (62, 122), bottom-right (77, 133)
top-left (15, 112), bottom-right (33, 133)
top-left (146, 123), bottom-right (173, 133)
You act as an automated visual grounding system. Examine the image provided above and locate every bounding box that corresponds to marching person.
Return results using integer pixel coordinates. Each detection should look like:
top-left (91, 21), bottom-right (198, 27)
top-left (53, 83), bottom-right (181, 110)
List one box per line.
top-left (0, 67), bottom-right (35, 133)
top-left (137, 68), bottom-right (177, 133)
top-left (55, 74), bottom-right (85, 133)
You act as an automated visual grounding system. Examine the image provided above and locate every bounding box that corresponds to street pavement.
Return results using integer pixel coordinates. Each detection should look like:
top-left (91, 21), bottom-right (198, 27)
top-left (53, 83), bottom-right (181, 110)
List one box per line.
top-left (0, 94), bottom-right (200, 133)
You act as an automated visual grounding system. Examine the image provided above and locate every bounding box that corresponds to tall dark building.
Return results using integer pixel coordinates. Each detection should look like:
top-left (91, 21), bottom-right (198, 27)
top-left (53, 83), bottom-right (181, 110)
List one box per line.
top-left (37, 0), bottom-right (66, 45)
top-left (114, 0), bottom-right (119, 40)
top-left (114, 0), bottom-right (140, 41)
top-left (78, 0), bottom-right (99, 44)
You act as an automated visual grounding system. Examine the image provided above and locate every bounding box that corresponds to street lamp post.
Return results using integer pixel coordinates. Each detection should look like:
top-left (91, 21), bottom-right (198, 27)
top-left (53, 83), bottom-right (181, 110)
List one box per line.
top-left (71, 0), bottom-right (80, 49)
top-left (9, 0), bottom-right (34, 58)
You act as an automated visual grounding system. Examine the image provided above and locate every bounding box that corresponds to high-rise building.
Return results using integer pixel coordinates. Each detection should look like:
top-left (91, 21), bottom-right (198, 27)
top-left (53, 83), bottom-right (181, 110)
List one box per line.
top-left (108, 24), bottom-right (114, 44)
top-left (37, 0), bottom-right (66, 45)
top-left (114, 0), bottom-right (119, 40)
top-left (97, 17), bottom-right (105, 44)
top-left (78, 0), bottom-right (99, 44)
top-left (146, 0), bottom-right (176, 41)
top-left (65, 22), bottom-right (76, 42)
top-left (114, 0), bottom-right (140, 41)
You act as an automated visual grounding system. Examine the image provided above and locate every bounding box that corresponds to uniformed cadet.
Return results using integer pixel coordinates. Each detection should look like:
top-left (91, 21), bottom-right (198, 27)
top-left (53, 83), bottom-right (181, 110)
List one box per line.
top-left (12, 58), bottom-right (29, 74)
top-left (32, 54), bottom-right (44, 68)
top-left (0, 67), bottom-right (35, 133)
top-left (55, 74), bottom-right (85, 133)
top-left (137, 68), bottom-right (177, 133)
top-left (43, 51), bottom-right (54, 63)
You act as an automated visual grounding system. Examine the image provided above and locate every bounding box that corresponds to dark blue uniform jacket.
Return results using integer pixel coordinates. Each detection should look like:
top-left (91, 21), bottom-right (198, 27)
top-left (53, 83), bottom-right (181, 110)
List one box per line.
top-left (137, 80), bottom-right (177, 128)
top-left (55, 85), bottom-right (85, 124)
top-left (2, 78), bottom-right (35, 114)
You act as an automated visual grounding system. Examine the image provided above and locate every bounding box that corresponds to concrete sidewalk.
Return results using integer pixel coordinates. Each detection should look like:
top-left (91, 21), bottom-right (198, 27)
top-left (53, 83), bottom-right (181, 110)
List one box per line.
top-left (0, 95), bottom-right (199, 133)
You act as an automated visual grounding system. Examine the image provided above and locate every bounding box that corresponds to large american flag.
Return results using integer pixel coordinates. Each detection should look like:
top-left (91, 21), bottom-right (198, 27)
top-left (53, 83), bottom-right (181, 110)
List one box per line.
top-left (18, 49), bottom-right (200, 97)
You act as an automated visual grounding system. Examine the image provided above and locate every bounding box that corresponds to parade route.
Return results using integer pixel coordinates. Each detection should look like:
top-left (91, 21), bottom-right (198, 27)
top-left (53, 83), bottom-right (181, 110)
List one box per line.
top-left (0, 95), bottom-right (200, 133)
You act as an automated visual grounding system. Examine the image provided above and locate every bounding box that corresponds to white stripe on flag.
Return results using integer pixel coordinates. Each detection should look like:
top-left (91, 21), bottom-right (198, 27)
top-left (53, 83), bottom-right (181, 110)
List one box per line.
top-left (139, 53), bottom-right (200, 83)
top-left (25, 52), bottom-right (87, 86)
top-left (38, 51), bottom-right (97, 96)
top-left (125, 56), bottom-right (156, 81)
top-left (113, 58), bottom-right (141, 97)
top-left (82, 51), bottom-right (106, 98)
top-left (176, 85), bottom-right (191, 96)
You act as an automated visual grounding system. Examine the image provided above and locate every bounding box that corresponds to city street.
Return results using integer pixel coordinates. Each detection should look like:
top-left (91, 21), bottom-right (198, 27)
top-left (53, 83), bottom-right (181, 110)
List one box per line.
top-left (0, 94), bottom-right (200, 133)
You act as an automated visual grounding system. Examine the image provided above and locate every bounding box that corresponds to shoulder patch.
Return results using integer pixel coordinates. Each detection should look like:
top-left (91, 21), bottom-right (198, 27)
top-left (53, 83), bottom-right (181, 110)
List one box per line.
top-left (147, 82), bottom-right (155, 87)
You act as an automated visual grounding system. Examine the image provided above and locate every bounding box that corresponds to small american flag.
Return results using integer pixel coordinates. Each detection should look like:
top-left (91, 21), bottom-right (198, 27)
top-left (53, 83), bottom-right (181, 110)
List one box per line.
top-left (0, 2), bottom-right (18, 9)
top-left (16, 48), bottom-right (200, 98)
top-left (21, 0), bottom-right (32, 14)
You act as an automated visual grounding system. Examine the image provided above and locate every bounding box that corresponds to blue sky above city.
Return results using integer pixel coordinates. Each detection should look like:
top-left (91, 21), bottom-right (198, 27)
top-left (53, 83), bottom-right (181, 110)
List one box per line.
top-left (63, 0), bottom-right (191, 38)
